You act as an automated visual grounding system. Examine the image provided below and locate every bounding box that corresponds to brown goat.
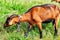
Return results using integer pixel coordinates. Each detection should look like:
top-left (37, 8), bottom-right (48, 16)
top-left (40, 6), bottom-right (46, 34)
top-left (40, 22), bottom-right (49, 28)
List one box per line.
top-left (4, 4), bottom-right (60, 38)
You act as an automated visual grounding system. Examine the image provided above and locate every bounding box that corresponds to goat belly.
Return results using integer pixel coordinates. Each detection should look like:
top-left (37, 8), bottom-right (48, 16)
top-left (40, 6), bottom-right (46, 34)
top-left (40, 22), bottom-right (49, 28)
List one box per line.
top-left (42, 19), bottom-right (55, 23)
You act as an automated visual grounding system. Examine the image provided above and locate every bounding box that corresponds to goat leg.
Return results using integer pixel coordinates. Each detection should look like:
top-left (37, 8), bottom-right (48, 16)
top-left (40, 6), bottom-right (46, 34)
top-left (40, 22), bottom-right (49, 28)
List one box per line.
top-left (24, 24), bottom-right (32, 37)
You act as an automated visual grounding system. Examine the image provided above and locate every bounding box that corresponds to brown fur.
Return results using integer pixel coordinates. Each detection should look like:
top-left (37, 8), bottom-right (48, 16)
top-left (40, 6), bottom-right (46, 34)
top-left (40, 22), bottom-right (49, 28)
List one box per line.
top-left (4, 4), bottom-right (60, 38)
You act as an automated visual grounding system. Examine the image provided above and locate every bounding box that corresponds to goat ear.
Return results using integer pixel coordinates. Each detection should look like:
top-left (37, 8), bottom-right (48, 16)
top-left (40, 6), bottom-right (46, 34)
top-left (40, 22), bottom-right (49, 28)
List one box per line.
top-left (8, 13), bottom-right (15, 17)
top-left (8, 14), bottom-right (14, 17)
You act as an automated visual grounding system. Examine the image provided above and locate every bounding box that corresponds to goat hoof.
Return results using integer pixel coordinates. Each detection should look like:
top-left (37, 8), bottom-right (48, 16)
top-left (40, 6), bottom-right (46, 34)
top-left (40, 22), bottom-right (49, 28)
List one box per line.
top-left (40, 37), bottom-right (42, 39)
top-left (54, 33), bottom-right (58, 38)
top-left (40, 35), bottom-right (42, 39)
top-left (24, 33), bottom-right (28, 38)
top-left (54, 33), bottom-right (58, 36)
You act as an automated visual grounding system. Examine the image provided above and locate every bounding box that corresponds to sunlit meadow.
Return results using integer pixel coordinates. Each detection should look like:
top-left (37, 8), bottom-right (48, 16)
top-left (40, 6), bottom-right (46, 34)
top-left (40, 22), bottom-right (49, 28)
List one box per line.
top-left (0, 0), bottom-right (60, 40)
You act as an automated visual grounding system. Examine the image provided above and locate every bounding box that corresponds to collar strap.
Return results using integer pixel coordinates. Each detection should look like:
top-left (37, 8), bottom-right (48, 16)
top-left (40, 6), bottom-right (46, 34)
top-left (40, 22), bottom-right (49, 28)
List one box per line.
top-left (18, 15), bottom-right (20, 22)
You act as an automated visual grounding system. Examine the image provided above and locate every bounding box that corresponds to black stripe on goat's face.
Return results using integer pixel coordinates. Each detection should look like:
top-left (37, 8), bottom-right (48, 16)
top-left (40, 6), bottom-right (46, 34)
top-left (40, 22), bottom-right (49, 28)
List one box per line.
top-left (4, 14), bottom-right (19, 28)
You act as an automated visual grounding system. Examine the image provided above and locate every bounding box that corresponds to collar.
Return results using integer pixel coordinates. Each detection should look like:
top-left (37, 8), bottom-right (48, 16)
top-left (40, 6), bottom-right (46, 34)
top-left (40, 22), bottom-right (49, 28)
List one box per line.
top-left (18, 15), bottom-right (20, 22)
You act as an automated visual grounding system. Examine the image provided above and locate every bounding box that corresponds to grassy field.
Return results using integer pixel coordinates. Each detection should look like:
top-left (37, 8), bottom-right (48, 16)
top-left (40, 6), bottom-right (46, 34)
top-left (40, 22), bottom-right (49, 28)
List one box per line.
top-left (0, 0), bottom-right (60, 40)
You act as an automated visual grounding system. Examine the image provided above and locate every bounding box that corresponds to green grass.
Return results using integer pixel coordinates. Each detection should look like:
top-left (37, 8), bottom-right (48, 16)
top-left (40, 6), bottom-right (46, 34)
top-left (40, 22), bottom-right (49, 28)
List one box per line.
top-left (0, 0), bottom-right (60, 40)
